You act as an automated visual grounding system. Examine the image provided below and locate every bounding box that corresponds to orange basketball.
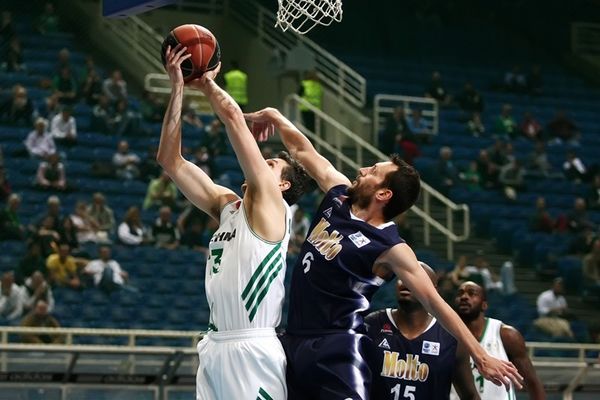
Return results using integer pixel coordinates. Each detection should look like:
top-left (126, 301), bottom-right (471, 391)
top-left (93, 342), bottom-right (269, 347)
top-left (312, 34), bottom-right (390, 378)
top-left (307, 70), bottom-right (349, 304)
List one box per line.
top-left (160, 24), bottom-right (221, 83)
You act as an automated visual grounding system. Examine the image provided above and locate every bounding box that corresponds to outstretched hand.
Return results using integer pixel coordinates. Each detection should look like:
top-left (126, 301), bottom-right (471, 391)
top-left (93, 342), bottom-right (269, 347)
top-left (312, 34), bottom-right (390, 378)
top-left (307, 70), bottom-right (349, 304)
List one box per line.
top-left (475, 354), bottom-right (523, 391)
top-left (164, 44), bottom-right (191, 87)
top-left (244, 108), bottom-right (278, 142)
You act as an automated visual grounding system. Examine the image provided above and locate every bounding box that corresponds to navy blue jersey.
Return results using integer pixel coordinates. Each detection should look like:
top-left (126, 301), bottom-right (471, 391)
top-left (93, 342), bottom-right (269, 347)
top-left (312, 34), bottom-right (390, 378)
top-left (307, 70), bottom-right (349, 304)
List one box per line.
top-left (365, 309), bottom-right (457, 400)
top-left (287, 185), bottom-right (404, 333)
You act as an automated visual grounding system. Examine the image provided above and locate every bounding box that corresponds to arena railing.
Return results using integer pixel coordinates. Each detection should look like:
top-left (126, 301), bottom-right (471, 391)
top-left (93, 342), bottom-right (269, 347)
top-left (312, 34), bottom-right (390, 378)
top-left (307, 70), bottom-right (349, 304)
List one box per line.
top-left (572, 22), bottom-right (600, 56)
top-left (284, 94), bottom-right (469, 260)
top-left (373, 94), bottom-right (440, 147)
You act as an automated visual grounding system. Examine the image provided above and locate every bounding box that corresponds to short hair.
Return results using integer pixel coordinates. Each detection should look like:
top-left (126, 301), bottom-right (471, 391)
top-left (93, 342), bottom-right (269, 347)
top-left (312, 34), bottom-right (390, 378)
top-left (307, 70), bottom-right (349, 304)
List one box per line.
top-left (381, 155), bottom-right (421, 221)
top-left (278, 151), bottom-right (311, 206)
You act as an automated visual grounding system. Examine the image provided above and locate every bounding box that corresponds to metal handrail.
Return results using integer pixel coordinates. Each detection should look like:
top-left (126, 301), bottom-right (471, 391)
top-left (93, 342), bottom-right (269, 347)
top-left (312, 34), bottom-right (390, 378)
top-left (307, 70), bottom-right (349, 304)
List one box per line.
top-left (284, 94), bottom-right (469, 259)
top-left (571, 22), bottom-right (600, 55)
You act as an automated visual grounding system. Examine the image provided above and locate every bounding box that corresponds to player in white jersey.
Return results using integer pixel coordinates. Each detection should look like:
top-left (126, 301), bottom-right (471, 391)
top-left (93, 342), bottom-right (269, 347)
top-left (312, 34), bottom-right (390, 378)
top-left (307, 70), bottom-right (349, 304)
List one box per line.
top-left (452, 282), bottom-right (545, 400)
top-left (158, 45), bottom-right (309, 400)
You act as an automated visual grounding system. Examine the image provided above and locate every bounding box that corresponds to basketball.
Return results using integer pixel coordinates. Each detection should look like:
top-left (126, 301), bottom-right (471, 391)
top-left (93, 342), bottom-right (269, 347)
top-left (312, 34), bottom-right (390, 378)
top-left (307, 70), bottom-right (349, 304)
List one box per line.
top-left (160, 24), bottom-right (221, 83)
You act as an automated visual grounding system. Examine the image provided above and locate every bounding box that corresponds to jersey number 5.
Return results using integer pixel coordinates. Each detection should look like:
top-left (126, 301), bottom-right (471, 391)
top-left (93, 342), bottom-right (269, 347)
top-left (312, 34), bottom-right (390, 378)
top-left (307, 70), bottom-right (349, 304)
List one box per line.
top-left (391, 384), bottom-right (416, 400)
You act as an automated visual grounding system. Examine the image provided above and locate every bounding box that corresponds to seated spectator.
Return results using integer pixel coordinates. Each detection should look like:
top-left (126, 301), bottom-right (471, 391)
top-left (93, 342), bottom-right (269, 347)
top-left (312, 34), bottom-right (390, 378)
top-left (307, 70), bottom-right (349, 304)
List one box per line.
top-left (151, 206), bottom-right (179, 249)
top-left (494, 104), bottom-right (517, 139)
top-left (520, 112), bottom-right (543, 141)
top-left (31, 195), bottom-right (63, 234)
top-left (70, 201), bottom-right (105, 243)
top-left (547, 110), bottom-right (579, 144)
top-left (83, 246), bottom-right (131, 294)
top-left (527, 141), bottom-right (553, 178)
top-left (583, 241), bottom-right (600, 293)
top-left (534, 278), bottom-right (573, 338)
top-left (143, 171), bottom-right (178, 210)
top-left (459, 161), bottom-right (482, 191)
top-left (566, 198), bottom-right (594, 233)
top-left (529, 197), bottom-right (554, 233)
top-left (79, 63), bottom-right (102, 106)
top-left (91, 94), bottom-right (112, 133)
top-left (38, 92), bottom-right (61, 122)
top-left (34, 153), bottom-right (68, 192)
top-left (57, 216), bottom-right (79, 251)
top-left (50, 106), bottom-right (77, 146)
top-left (139, 146), bottom-right (161, 182)
top-left (110, 99), bottom-right (142, 136)
top-left (466, 112), bottom-right (485, 137)
top-left (472, 254), bottom-right (503, 292)
top-left (15, 242), bottom-right (47, 285)
top-left (20, 299), bottom-right (64, 344)
top-left (118, 206), bottom-right (149, 246)
top-left (503, 65), bottom-right (527, 93)
top-left (140, 90), bottom-right (164, 122)
top-left (55, 48), bottom-right (70, 74)
top-left (406, 109), bottom-right (431, 142)
top-left (36, 2), bottom-right (60, 34)
top-left (102, 69), bottom-right (127, 104)
top-left (527, 65), bottom-right (543, 95)
top-left (52, 66), bottom-right (78, 105)
top-left (563, 151), bottom-right (587, 183)
top-left (46, 243), bottom-right (86, 289)
top-left (24, 117), bottom-right (55, 159)
top-left (487, 139), bottom-right (510, 167)
top-left (499, 159), bottom-right (526, 200)
top-left (35, 215), bottom-right (61, 257)
top-left (424, 71), bottom-right (451, 105)
top-left (289, 205), bottom-right (310, 256)
top-left (87, 192), bottom-right (115, 235)
top-left (449, 255), bottom-right (472, 288)
top-left (112, 140), bottom-right (140, 180)
top-left (22, 271), bottom-right (54, 313)
top-left (436, 146), bottom-right (459, 194)
top-left (456, 82), bottom-right (484, 115)
top-left (4, 36), bottom-right (25, 72)
top-left (0, 193), bottom-right (24, 240)
top-left (0, 167), bottom-right (11, 203)
top-left (0, 84), bottom-right (36, 126)
top-left (587, 175), bottom-right (600, 210)
top-left (0, 271), bottom-right (25, 324)
top-left (381, 106), bottom-right (410, 154)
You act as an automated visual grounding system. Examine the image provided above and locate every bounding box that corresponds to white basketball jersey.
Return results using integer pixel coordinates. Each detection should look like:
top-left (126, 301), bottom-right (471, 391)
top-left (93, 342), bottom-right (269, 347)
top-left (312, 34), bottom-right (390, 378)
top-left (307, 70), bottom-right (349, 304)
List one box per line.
top-left (204, 199), bottom-right (291, 332)
top-left (451, 317), bottom-right (516, 400)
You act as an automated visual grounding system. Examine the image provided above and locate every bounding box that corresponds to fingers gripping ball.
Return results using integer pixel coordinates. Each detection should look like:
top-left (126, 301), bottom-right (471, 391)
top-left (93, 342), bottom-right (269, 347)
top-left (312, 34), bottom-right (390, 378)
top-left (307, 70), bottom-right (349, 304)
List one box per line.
top-left (161, 24), bottom-right (221, 83)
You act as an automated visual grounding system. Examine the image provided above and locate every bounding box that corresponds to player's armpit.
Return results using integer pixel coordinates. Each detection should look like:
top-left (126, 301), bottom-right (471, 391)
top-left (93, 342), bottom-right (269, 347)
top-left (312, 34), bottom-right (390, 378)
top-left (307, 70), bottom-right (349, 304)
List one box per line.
top-left (501, 326), bottom-right (546, 399)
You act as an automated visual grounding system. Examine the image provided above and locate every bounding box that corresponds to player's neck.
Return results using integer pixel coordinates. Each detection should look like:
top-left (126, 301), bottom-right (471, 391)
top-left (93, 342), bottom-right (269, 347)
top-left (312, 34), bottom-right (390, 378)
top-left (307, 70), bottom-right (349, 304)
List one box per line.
top-left (466, 314), bottom-right (487, 341)
top-left (350, 204), bottom-right (386, 226)
top-left (393, 307), bottom-right (432, 340)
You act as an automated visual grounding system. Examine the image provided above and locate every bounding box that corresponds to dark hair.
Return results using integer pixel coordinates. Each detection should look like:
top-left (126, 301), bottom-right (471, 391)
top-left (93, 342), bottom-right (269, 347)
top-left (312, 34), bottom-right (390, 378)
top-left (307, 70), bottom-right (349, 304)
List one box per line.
top-left (381, 155), bottom-right (421, 221)
top-left (278, 151), bottom-right (311, 206)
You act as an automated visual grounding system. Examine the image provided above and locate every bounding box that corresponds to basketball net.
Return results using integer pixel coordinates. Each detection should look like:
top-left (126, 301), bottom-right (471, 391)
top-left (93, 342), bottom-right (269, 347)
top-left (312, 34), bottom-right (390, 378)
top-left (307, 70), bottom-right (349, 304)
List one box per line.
top-left (275, 0), bottom-right (343, 35)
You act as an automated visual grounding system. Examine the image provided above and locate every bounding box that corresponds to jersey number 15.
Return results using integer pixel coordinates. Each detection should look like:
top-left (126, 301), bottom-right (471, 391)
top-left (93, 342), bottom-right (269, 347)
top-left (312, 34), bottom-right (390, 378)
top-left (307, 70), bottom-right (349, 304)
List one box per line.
top-left (391, 384), bottom-right (416, 400)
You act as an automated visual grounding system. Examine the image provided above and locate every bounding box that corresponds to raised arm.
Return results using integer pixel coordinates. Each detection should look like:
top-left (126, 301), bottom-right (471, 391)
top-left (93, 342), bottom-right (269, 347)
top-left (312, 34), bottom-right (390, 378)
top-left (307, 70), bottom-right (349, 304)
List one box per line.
top-left (501, 325), bottom-right (546, 399)
top-left (245, 107), bottom-right (349, 192)
top-left (190, 73), bottom-right (287, 241)
top-left (157, 45), bottom-right (237, 221)
top-left (376, 243), bottom-right (523, 391)
top-left (453, 341), bottom-right (481, 400)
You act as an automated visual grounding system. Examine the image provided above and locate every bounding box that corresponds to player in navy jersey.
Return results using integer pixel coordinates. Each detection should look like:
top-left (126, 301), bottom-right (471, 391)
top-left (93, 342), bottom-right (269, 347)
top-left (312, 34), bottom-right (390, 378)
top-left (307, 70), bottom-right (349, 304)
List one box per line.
top-left (244, 108), bottom-right (522, 400)
top-left (365, 262), bottom-right (479, 400)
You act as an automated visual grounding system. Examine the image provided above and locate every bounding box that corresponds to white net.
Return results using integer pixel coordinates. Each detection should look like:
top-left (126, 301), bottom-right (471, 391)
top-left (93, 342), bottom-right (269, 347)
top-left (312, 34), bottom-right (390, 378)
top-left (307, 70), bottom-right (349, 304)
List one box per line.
top-left (276, 0), bottom-right (343, 35)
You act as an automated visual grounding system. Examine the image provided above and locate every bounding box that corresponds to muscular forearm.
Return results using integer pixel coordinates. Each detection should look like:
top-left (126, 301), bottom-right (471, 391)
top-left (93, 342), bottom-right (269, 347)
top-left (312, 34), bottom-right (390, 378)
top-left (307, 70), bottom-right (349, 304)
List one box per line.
top-left (200, 80), bottom-right (245, 132)
top-left (157, 84), bottom-right (185, 169)
top-left (271, 109), bottom-right (314, 158)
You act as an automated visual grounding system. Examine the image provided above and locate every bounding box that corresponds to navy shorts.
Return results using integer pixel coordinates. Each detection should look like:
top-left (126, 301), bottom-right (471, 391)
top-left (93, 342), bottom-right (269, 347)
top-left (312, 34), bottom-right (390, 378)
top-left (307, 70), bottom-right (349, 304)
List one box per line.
top-left (280, 332), bottom-right (375, 400)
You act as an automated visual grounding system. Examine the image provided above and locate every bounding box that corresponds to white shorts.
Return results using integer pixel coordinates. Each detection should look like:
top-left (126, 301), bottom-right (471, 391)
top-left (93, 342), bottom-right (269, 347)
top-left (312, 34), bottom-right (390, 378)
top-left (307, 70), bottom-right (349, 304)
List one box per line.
top-left (196, 327), bottom-right (287, 400)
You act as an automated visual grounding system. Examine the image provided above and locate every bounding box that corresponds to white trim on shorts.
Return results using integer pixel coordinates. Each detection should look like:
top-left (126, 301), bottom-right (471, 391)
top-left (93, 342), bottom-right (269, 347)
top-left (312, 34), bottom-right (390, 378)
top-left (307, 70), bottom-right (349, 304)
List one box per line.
top-left (204, 327), bottom-right (276, 343)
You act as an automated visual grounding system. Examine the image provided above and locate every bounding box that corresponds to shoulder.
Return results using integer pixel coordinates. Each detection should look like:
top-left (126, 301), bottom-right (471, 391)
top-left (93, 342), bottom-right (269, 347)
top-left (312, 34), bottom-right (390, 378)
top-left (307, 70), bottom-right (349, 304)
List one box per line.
top-left (500, 324), bottom-right (525, 349)
top-left (364, 309), bottom-right (390, 334)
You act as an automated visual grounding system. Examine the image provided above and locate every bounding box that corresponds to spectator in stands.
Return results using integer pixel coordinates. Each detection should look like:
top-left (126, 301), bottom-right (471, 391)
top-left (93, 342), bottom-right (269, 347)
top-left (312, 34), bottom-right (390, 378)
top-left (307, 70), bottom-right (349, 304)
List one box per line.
top-left (406, 108), bottom-right (431, 142)
top-left (566, 198), bottom-right (594, 233)
top-left (519, 112), bottom-right (543, 141)
top-left (80, 66), bottom-right (102, 106)
top-left (91, 94), bottom-right (111, 133)
top-left (0, 11), bottom-right (16, 51)
top-left (87, 192), bottom-right (115, 235)
top-left (22, 271), bottom-right (54, 313)
top-left (112, 140), bottom-right (140, 180)
top-left (0, 193), bottom-right (24, 240)
top-left (298, 70), bottom-right (322, 131)
top-left (459, 161), bottom-right (482, 191)
top-left (0, 84), bottom-right (36, 126)
top-left (289, 205), bottom-right (310, 256)
top-left (35, 215), bottom-right (61, 257)
top-left (3, 36), bottom-right (25, 72)
top-left (58, 215), bottom-right (79, 252)
top-left (140, 90), bottom-right (164, 122)
top-left (143, 170), bottom-right (178, 210)
top-left (534, 278), bottom-right (574, 337)
top-left (381, 106), bottom-right (410, 154)
top-left (20, 299), bottom-right (63, 344)
top-left (526, 141), bottom-right (554, 178)
top-left (102, 69), bottom-right (127, 104)
top-left (456, 82), bottom-right (484, 116)
top-left (151, 206), bottom-right (179, 250)
top-left (529, 197), bottom-right (554, 233)
top-left (450, 255), bottom-right (471, 289)
top-left (0, 271), bottom-right (25, 324)
top-left (139, 146), bottom-right (161, 182)
top-left (55, 48), bottom-right (70, 74)
top-left (503, 65), bottom-right (527, 93)
top-left (466, 112), bottom-right (485, 137)
top-left (49, 106), bottom-right (77, 146)
top-left (180, 220), bottom-right (206, 252)
top-left (46, 242), bottom-right (86, 289)
top-left (527, 65), bottom-right (543, 96)
top-left (0, 167), bottom-right (10, 202)
top-left (70, 201), bottom-right (106, 244)
top-left (32, 195), bottom-right (63, 233)
top-left (494, 104), bottom-right (517, 139)
top-left (15, 242), bottom-right (47, 285)
top-left (547, 110), bottom-right (580, 145)
top-left (583, 240), bottom-right (600, 292)
top-left (499, 159), bottom-right (526, 200)
top-left (202, 118), bottom-right (228, 157)
top-left (563, 150), bottom-right (588, 183)
top-left (24, 117), bottom-right (56, 159)
top-left (424, 71), bottom-right (451, 105)
top-left (36, 2), bottom-right (60, 34)
top-left (487, 139), bottom-right (510, 166)
top-left (39, 92), bottom-right (61, 123)
top-left (83, 246), bottom-right (131, 294)
top-left (472, 253), bottom-right (503, 292)
top-left (118, 206), bottom-right (149, 246)
top-left (52, 66), bottom-right (78, 105)
top-left (587, 175), bottom-right (600, 210)
top-left (110, 99), bottom-right (142, 136)
top-left (34, 153), bottom-right (68, 192)
top-left (436, 146), bottom-right (459, 194)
